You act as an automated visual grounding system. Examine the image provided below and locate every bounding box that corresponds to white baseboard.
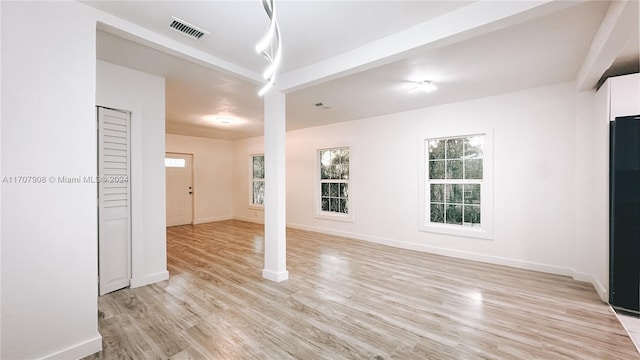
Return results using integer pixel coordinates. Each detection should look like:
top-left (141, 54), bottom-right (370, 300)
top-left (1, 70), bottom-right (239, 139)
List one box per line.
top-left (194, 215), bottom-right (233, 225)
top-left (262, 269), bottom-right (289, 282)
top-left (572, 272), bottom-right (608, 302)
top-left (571, 271), bottom-right (593, 283)
top-left (591, 276), bottom-right (609, 304)
top-left (233, 215), bottom-right (264, 224)
top-left (130, 270), bottom-right (169, 288)
top-left (40, 334), bottom-right (102, 360)
top-left (287, 223), bottom-right (577, 277)
top-left (591, 277), bottom-right (609, 302)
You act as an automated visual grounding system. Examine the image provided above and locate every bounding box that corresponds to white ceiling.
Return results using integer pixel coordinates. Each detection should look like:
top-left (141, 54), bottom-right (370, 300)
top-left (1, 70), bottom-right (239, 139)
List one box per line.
top-left (89, 0), bottom-right (639, 140)
top-left (90, 1), bottom-right (473, 74)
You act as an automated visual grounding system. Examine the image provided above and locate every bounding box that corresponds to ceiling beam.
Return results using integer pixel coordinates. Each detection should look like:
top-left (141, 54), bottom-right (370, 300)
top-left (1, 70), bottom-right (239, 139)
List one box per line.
top-left (275, 0), bottom-right (581, 93)
top-left (576, 0), bottom-right (639, 91)
top-left (90, 6), bottom-right (263, 84)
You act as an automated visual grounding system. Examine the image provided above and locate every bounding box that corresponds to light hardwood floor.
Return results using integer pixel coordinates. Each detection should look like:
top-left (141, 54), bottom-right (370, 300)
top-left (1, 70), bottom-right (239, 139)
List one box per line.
top-left (85, 220), bottom-right (639, 359)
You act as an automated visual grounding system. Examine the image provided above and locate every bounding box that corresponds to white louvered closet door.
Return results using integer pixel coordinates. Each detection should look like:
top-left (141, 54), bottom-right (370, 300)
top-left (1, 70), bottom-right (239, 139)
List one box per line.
top-left (98, 107), bottom-right (131, 296)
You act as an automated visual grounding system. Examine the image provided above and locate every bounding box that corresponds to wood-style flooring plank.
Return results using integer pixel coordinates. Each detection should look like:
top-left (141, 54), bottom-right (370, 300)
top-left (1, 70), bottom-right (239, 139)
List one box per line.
top-left (84, 220), bottom-right (640, 359)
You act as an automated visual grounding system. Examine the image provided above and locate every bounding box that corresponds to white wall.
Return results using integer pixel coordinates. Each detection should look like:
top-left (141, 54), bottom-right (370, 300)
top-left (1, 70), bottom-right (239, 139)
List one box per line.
top-left (0, 1), bottom-right (4, 356)
top-left (1, 2), bottom-right (101, 359)
top-left (166, 134), bottom-right (234, 224)
top-left (96, 60), bottom-right (169, 288)
top-left (590, 83), bottom-right (610, 299)
top-left (235, 82), bottom-right (583, 277)
top-left (573, 90), bottom-right (597, 284)
top-left (572, 86), bottom-right (611, 300)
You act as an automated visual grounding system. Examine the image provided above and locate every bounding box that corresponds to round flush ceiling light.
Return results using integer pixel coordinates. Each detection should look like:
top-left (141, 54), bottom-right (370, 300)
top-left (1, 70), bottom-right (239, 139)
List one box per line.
top-left (203, 114), bottom-right (247, 127)
top-left (217, 117), bottom-right (234, 124)
top-left (408, 80), bottom-right (437, 94)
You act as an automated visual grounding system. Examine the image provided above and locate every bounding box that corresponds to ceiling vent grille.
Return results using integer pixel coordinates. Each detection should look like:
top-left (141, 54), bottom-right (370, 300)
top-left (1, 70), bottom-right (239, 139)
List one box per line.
top-left (169, 16), bottom-right (209, 40)
top-left (314, 102), bottom-right (333, 110)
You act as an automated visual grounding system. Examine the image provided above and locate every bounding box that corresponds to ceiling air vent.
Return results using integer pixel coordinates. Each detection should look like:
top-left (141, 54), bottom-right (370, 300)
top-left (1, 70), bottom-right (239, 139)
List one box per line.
top-left (169, 16), bottom-right (209, 40)
top-left (314, 102), bottom-right (333, 110)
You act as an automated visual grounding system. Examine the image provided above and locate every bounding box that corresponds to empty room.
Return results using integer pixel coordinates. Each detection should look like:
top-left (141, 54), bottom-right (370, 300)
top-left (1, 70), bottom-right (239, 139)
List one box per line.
top-left (1, 0), bottom-right (640, 359)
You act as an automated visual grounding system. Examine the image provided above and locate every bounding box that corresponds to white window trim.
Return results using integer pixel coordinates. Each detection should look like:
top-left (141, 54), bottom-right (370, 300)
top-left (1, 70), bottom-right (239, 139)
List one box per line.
top-left (418, 128), bottom-right (494, 240)
top-left (249, 153), bottom-right (265, 210)
top-left (314, 145), bottom-right (354, 222)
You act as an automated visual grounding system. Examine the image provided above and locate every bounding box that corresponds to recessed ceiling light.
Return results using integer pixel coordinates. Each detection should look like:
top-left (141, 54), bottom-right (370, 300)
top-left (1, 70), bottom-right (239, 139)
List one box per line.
top-left (202, 114), bottom-right (247, 127)
top-left (408, 80), bottom-right (437, 94)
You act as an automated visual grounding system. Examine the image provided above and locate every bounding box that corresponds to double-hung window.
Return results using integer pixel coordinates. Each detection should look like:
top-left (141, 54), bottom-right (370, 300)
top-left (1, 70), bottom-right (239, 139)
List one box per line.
top-left (421, 131), bottom-right (493, 239)
top-left (428, 136), bottom-right (483, 226)
top-left (251, 154), bottom-right (265, 206)
top-left (317, 147), bottom-right (351, 220)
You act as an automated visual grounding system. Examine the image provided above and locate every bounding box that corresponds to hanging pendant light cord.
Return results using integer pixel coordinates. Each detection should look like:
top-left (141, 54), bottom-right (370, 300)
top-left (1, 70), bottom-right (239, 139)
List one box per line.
top-left (256, 0), bottom-right (282, 96)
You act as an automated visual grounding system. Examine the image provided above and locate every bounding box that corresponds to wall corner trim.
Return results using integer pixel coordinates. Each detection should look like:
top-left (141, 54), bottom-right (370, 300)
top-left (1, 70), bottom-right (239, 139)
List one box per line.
top-left (194, 216), bottom-right (233, 225)
top-left (130, 271), bottom-right (169, 288)
top-left (262, 269), bottom-right (289, 282)
top-left (232, 216), bottom-right (265, 225)
top-left (40, 334), bottom-right (102, 360)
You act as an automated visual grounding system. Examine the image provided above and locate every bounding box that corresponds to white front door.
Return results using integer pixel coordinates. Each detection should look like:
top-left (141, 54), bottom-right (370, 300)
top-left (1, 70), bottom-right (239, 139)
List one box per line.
top-left (98, 107), bottom-right (131, 296)
top-left (166, 153), bottom-right (193, 227)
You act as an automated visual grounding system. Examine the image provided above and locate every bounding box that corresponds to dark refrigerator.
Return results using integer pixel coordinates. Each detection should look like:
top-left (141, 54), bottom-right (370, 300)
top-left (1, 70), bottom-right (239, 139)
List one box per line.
top-left (610, 114), bottom-right (640, 313)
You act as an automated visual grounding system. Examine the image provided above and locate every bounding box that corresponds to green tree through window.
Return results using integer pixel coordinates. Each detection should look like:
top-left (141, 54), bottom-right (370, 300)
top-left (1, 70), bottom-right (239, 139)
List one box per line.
top-left (428, 136), bottom-right (483, 227)
top-left (251, 154), bottom-right (265, 205)
top-left (319, 147), bottom-right (349, 214)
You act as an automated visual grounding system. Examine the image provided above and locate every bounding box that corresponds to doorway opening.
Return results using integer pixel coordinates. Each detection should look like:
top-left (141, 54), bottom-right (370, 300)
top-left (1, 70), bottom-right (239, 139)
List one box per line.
top-left (166, 152), bottom-right (194, 227)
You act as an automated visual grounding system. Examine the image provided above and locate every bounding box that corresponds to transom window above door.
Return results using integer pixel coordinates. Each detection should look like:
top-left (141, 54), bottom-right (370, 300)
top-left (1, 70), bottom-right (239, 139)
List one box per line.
top-left (165, 158), bottom-right (186, 168)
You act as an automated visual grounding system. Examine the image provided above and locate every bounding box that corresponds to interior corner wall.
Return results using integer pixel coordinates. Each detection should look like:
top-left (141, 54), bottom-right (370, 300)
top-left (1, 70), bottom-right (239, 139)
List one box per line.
top-left (166, 134), bottom-right (234, 224)
top-left (234, 81), bottom-right (581, 276)
top-left (233, 136), bottom-right (266, 223)
top-left (573, 88), bottom-right (610, 300)
top-left (0, 1), bottom-right (4, 356)
top-left (573, 90), bottom-right (597, 281)
top-left (1, 2), bottom-right (102, 359)
top-left (96, 60), bottom-right (169, 288)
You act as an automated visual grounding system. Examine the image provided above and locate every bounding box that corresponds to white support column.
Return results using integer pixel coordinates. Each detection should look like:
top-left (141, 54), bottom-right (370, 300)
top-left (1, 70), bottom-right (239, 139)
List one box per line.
top-left (262, 91), bottom-right (288, 282)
